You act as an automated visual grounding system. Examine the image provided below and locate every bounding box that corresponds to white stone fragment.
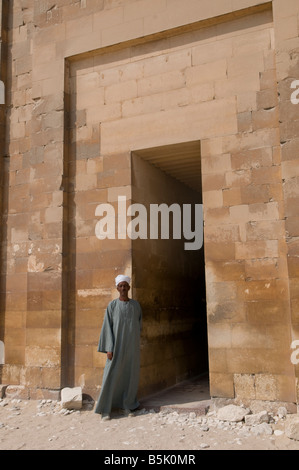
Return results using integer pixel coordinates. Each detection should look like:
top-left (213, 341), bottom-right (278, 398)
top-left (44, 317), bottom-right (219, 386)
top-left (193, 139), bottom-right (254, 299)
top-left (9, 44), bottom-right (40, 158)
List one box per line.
top-left (217, 405), bottom-right (250, 422)
top-left (61, 387), bottom-right (82, 410)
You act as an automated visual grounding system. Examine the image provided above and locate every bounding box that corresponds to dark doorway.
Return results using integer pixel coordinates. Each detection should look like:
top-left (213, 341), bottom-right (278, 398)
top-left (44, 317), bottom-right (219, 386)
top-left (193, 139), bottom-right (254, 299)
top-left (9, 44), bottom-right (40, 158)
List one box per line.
top-left (131, 142), bottom-right (209, 397)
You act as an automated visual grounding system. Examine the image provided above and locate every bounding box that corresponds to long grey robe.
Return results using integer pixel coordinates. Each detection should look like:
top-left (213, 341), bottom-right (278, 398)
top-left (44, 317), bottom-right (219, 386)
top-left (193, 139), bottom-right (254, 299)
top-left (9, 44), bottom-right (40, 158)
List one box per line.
top-left (95, 298), bottom-right (142, 415)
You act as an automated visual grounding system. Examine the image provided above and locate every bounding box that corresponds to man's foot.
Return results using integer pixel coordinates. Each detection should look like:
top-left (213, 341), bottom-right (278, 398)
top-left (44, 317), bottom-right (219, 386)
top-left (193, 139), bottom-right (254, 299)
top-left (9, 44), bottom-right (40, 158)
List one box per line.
top-left (101, 414), bottom-right (110, 421)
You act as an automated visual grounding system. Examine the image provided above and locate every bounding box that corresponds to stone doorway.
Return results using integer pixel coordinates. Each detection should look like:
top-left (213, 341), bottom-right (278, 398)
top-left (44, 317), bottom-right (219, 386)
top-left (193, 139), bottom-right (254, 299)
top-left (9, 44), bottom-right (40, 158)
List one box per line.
top-left (64, 6), bottom-right (286, 401)
top-left (131, 142), bottom-right (209, 397)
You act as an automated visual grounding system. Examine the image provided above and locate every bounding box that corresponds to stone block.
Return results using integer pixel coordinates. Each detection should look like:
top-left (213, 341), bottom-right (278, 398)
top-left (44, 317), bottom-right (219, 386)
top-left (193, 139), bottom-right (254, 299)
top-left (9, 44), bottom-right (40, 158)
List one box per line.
top-left (101, 98), bottom-right (237, 154)
top-left (217, 404), bottom-right (250, 422)
top-left (192, 38), bottom-right (232, 66)
top-left (25, 346), bottom-right (61, 368)
top-left (207, 300), bottom-right (245, 324)
top-left (240, 185), bottom-right (270, 205)
top-left (145, 49), bottom-right (192, 78)
top-left (186, 59), bottom-right (227, 87)
top-left (285, 197), bottom-right (299, 218)
top-left (243, 279), bottom-right (289, 302)
top-left (245, 258), bottom-right (287, 281)
top-left (61, 387), bottom-right (83, 410)
top-left (204, 242), bottom-right (235, 261)
top-left (138, 70), bottom-right (185, 97)
top-left (250, 203), bottom-right (283, 225)
top-left (202, 174), bottom-right (226, 192)
top-left (102, 18), bottom-right (144, 47)
top-left (280, 119), bottom-right (299, 142)
top-left (281, 138), bottom-right (299, 162)
top-left (227, 51), bottom-right (264, 79)
top-left (201, 154), bottom-right (231, 175)
top-left (124, 0), bottom-right (168, 23)
top-left (250, 423), bottom-right (273, 436)
top-left (93, 7), bottom-right (123, 32)
top-left (190, 83), bottom-right (214, 103)
top-left (203, 190), bottom-right (223, 208)
top-left (223, 187), bottom-right (242, 206)
top-left (105, 80), bottom-right (138, 105)
top-left (5, 385), bottom-right (29, 400)
top-left (29, 388), bottom-right (60, 401)
top-left (26, 328), bottom-right (61, 349)
top-left (285, 417), bottom-right (299, 441)
top-left (234, 374), bottom-right (256, 400)
top-left (231, 147), bottom-right (272, 171)
top-left (235, 240), bottom-right (279, 260)
top-left (231, 27), bottom-right (271, 56)
top-left (282, 160), bottom-right (299, 180)
top-left (255, 374), bottom-right (277, 401)
top-left (40, 366), bottom-right (62, 390)
top-left (259, 70), bottom-right (278, 91)
top-left (66, 15), bottom-right (92, 40)
top-left (215, 72), bottom-right (260, 98)
top-left (226, 170), bottom-right (251, 189)
top-left (207, 324), bottom-right (232, 349)
top-left (237, 111), bottom-right (252, 133)
top-left (256, 89), bottom-right (278, 110)
top-left (252, 107), bottom-right (279, 130)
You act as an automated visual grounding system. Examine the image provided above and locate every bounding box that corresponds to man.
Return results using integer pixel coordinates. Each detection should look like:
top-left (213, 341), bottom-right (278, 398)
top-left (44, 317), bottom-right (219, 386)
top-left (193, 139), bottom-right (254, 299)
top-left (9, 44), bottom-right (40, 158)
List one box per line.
top-left (95, 275), bottom-right (142, 420)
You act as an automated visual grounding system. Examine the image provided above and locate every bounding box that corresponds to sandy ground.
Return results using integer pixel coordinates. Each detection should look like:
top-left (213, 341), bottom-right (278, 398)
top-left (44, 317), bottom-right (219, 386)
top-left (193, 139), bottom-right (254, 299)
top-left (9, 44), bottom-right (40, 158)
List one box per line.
top-left (0, 397), bottom-right (299, 452)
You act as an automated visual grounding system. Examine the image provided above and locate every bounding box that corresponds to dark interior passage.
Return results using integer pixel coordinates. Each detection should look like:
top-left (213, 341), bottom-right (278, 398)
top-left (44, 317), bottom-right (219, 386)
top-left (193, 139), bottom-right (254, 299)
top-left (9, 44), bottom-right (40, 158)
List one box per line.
top-left (131, 142), bottom-right (208, 397)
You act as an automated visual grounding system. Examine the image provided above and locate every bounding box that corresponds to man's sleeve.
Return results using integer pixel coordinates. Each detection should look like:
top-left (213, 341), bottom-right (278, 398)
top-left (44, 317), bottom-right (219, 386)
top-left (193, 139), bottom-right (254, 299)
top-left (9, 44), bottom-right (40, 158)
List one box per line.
top-left (97, 305), bottom-right (114, 353)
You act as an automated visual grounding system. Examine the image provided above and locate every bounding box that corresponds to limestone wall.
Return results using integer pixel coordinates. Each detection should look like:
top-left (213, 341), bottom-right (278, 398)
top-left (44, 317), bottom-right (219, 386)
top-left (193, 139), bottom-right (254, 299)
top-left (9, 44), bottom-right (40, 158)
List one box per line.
top-left (0, 0), bottom-right (298, 403)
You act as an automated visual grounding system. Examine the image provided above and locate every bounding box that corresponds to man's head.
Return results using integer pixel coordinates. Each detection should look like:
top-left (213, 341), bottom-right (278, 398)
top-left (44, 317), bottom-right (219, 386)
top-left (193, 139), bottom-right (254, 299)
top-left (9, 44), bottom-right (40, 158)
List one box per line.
top-left (115, 275), bottom-right (131, 300)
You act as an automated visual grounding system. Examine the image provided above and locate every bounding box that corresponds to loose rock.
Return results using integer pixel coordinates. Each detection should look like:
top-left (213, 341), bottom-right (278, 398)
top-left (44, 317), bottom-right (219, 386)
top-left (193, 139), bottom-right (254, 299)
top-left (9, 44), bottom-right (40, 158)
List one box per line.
top-left (61, 387), bottom-right (82, 410)
top-left (245, 410), bottom-right (269, 426)
top-left (217, 405), bottom-right (250, 422)
top-left (0, 395), bottom-right (299, 450)
top-left (277, 407), bottom-right (288, 419)
top-left (200, 443), bottom-right (209, 449)
top-left (250, 423), bottom-right (273, 436)
top-left (285, 417), bottom-right (299, 441)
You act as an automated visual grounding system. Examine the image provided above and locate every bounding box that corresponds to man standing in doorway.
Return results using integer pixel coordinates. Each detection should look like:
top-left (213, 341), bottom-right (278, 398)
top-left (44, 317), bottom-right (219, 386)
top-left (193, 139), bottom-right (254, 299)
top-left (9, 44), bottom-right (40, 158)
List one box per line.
top-left (95, 275), bottom-right (142, 420)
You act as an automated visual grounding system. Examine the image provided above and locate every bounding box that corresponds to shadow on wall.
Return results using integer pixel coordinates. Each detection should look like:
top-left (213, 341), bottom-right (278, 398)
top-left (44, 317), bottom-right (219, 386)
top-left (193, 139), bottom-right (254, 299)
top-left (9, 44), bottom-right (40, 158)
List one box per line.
top-left (0, 340), bottom-right (4, 364)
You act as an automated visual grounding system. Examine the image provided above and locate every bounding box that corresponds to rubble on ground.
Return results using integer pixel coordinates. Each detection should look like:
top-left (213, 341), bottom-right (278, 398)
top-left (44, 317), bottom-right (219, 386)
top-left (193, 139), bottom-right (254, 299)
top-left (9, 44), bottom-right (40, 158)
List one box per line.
top-left (0, 391), bottom-right (299, 446)
top-left (145, 403), bottom-right (299, 442)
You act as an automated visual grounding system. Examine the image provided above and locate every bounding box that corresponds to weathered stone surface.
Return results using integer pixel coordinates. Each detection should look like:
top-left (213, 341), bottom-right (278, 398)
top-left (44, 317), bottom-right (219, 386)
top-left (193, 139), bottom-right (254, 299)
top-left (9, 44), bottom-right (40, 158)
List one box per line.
top-left (250, 423), bottom-right (273, 436)
top-left (245, 410), bottom-right (269, 426)
top-left (277, 406), bottom-right (288, 418)
top-left (61, 387), bottom-right (82, 410)
top-left (285, 417), bottom-right (299, 441)
top-left (0, 0), bottom-right (299, 407)
top-left (217, 405), bottom-right (250, 422)
top-left (5, 385), bottom-right (28, 400)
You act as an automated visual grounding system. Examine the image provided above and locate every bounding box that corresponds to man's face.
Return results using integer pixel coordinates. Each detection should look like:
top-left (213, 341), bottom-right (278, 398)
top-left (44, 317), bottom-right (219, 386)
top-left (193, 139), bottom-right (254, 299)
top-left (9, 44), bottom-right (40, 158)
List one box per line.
top-left (117, 281), bottom-right (130, 297)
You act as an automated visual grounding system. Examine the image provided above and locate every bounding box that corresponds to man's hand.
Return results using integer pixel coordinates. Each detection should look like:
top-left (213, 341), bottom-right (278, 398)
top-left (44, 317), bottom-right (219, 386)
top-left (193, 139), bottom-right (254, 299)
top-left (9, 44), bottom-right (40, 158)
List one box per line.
top-left (107, 352), bottom-right (113, 360)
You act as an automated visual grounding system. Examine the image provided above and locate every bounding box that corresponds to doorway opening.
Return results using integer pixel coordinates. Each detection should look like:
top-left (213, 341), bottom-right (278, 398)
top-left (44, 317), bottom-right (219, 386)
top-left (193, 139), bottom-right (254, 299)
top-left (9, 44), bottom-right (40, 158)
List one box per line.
top-left (131, 141), bottom-right (209, 398)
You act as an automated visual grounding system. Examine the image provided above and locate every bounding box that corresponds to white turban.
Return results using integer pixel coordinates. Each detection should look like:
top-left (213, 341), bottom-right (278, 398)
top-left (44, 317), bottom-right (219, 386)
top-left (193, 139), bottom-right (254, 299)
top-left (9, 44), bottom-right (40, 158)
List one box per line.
top-left (115, 275), bottom-right (131, 286)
